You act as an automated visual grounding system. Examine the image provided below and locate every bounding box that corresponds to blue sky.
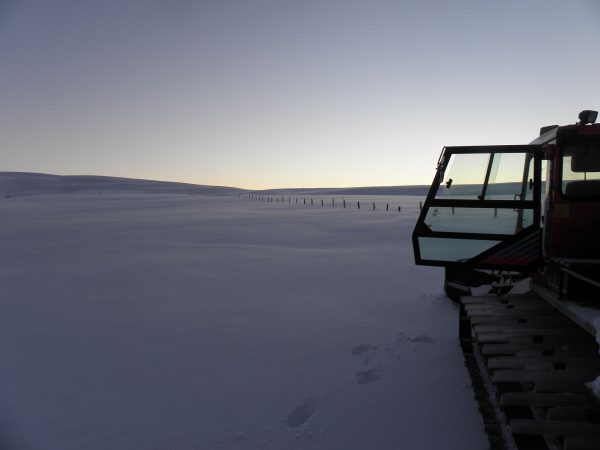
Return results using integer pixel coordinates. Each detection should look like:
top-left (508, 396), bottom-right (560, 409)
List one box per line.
top-left (1, 0), bottom-right (599, 189)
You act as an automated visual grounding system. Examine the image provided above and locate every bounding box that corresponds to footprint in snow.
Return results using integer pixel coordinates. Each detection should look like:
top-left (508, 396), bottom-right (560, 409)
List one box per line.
top-left (409, 334), bottom-right (435, 343)
top-left (356, 367), bottom-right (381, 384)
top-left (398, 332), bottom-right (435, 344)
top-left (351, 343), bottom-right (377, 356)
top-left (352, 343), bottom-right (379, 365)
top-left (286, 397), bottom-right (318, 428)
top-left (234, 431), bottom-right (247, 441)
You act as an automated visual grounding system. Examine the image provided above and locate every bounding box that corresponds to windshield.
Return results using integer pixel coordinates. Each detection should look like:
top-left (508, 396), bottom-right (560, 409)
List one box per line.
top-left (436, 151), bottom-right (534, 200)
top-left (561, 143), bottom-right (600, 197)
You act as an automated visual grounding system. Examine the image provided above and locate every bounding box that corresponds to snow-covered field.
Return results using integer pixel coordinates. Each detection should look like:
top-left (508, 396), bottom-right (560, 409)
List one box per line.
top-left (0, 191), bottom-right (487, 449)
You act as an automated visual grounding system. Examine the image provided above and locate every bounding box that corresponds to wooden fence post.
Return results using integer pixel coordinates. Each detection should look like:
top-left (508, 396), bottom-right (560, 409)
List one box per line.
top-left (372, 202), bottom-right (376, 210)
top-left (358, 201), bottom-right (360, 209)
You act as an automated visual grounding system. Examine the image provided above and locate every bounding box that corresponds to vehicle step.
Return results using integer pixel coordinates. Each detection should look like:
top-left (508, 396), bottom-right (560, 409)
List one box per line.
top-left (471, 315), bottom-right (564, 325)
top-left (510, 419), bottom-right (600, 436)
top-left (477, 330), bottom-right (585, 344)
top-left (476, 327), bottom-right (579, 338)
top-left (481, 341), bottom-right (595, 357)
top-left (563, 436), bottom-right (600, 450)
top-left (546, 406), bottom-right (593, 422)
top-left (500, 393), bottom-right (591, 408)
top-left (463, 297), bottom-right (548, 310)
top-left (469, 310), bottom-right (564, 320)
top-left (460, 294), bottom-right (540, 304)
top-left (503, 334), bottom-right (593, 346)
top-left (473, 317), bottom-right (572, 333)
top-left (465, 304), bottom-right (550, 314)
top-left (481, 343), bottom-right (547, 356)
top-left (515, 349), bottom-right (599, 358)
top-left (487, 356), bottom-right (600, 371)
top-left (493, 369), bottom-right (598, 384)
top-left (534, 381), bottom-right (590, 394)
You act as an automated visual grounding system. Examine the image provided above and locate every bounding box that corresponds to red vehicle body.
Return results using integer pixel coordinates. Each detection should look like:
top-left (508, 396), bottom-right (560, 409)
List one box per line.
top-left (542, 124), bottom-right (600, 260)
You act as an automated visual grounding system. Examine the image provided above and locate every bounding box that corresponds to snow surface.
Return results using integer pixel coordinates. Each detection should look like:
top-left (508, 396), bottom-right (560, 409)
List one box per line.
top-left (0, 189), bottom-right (487, 449)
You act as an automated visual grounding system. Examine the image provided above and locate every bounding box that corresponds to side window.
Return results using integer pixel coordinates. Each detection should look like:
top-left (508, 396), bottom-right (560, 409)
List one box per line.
top-left (417, 237), bottom-right (500, 262)
top-left (424, 206), bottom-right (534, 235)
top-left (436, 152), bottom-right (535, 201)
top-left (562, 143), bottom-right (600, 197)
top-left (435, 153), bottom-right (490, 199)
top-left (427, 150), bottom-right (536, 236)
top-left (486, 153), bottom-right (530, 200)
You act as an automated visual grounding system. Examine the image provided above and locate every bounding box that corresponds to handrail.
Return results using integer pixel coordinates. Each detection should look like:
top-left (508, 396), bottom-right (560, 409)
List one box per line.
top-left (561, 268), bottom-right (600, 291)
top-left (557, 262), bottom-right (600, 300)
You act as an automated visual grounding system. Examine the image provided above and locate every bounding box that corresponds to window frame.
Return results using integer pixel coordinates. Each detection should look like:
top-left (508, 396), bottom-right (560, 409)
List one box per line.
top-left (413, 145), bottom-right (543, 269)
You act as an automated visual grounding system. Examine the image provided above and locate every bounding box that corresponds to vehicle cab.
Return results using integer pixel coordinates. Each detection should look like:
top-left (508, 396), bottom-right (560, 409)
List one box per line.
top-left (412, 111), bottom-right (600, 300)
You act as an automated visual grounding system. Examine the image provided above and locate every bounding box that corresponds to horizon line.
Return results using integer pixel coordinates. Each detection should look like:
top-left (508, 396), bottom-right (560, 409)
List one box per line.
top-left (0, 170), bottom-right (431, 191)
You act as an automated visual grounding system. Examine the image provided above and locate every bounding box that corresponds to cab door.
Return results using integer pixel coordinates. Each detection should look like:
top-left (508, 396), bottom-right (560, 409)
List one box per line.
top-left (412, 145), bottom-right (543, 270)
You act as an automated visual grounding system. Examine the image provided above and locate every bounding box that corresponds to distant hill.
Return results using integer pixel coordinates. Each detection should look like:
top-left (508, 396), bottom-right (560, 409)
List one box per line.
top-left (0, 172), bottom-right (431, 197)
top-left (254, 185), bottom-right (430, 196)
top-left (0, 172), bottom-right (242, 196)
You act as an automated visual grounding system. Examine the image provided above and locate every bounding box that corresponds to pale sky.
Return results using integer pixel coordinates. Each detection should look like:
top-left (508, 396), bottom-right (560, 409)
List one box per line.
top-left (1, 0), bottom-right (599, 189)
